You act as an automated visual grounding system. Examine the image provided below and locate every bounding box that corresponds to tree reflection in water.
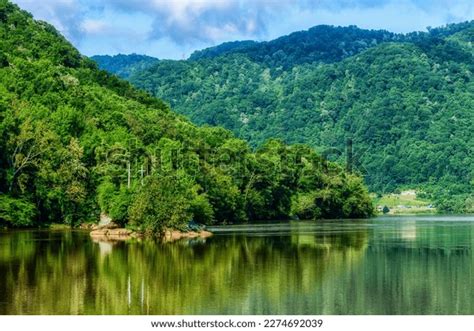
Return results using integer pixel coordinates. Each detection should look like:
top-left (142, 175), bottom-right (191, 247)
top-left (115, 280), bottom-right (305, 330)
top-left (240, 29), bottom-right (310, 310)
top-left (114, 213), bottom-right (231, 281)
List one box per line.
top-left (0, 218), bottom-right (473, 314)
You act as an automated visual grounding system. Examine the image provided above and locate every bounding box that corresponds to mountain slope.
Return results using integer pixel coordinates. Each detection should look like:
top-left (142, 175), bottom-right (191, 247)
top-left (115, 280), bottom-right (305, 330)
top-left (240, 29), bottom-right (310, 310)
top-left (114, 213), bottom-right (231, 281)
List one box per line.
top-left (0, 0), bottom-right (373, 229)
top-left (189, 22), bottom-right (474, 67)
top-left (97, 23), bottom-right (474, 213)
top-left (91, 54), bottom-right (159, 79)
top-left (189, 25), bottom-right (399, 68)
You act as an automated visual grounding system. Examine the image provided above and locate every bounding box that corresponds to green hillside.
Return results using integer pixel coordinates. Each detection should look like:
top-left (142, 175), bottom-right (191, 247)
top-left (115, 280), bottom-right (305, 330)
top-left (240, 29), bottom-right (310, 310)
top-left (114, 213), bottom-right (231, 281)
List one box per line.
top-left (91, 54), bottom-right (159, 79)
top-left (100, 23), bottom-right (474, 213)
top-left (0, 0), bottom-right (373, 231)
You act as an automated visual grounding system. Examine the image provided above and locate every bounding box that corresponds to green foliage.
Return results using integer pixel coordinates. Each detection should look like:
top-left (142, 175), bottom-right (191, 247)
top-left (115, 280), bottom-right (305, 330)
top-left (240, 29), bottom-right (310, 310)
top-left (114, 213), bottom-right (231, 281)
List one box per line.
top-left (0, 1), bottom-right (373, 230)
top-left (189, 40), bottom-right (257, 61)
top-left (97, 181), bottom-right (131, 226)
top-left (189, 194), bottom-right (214, 225)
top-left (0, 52), bottom-right (7, 67)
top-left (107, 22), bottom-right (474, 213)
top-left (128, 172), bottom-right (202, 234)
top-left (292, 174), bottom-right (374, 220)
top-left (0, 195), bottom-right (36, 226)
top-left (291, 192), bottom-right (321, 219)
top-left (189, 25), bottom-right (398, 68)
top-left (91, 54), bottom-right (159, 79)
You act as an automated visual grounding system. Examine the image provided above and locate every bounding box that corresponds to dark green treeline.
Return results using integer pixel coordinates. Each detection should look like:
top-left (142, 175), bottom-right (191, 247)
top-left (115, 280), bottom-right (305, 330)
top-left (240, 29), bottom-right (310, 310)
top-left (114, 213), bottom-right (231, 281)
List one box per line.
top-left (99, 23), bottom-right (474, 213)
top-left (0, 1), bottom-right (373, 232)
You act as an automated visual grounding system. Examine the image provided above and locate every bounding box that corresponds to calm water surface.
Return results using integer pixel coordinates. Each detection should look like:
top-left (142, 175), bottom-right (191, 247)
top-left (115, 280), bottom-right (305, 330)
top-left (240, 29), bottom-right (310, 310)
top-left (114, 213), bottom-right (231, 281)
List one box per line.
top-left (0, 215), bottom-right (473, 314)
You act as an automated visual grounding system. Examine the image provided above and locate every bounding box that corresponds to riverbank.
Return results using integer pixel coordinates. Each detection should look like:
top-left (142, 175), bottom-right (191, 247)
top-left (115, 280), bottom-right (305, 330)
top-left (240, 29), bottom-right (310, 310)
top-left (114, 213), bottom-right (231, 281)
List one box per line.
top-left (89, 224), bottom-right (213, 242)
top-left (373, 190), bottom-right (437, 215)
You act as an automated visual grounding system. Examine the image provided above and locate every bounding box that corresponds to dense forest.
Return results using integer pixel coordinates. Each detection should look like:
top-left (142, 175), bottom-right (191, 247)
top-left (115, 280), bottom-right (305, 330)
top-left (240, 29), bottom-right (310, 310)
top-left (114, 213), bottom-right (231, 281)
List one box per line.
top-left (98, 23), bottom-right (474, 213)
top-left (92, 54), bottom-right (159, 79)
top-left (0, 1), bottom-right (373, 232)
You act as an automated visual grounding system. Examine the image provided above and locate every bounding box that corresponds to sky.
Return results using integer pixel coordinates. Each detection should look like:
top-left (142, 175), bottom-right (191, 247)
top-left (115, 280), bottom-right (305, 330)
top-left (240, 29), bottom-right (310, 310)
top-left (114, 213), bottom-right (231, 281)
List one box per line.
top-left (11, 0), bottom-right (474, 59)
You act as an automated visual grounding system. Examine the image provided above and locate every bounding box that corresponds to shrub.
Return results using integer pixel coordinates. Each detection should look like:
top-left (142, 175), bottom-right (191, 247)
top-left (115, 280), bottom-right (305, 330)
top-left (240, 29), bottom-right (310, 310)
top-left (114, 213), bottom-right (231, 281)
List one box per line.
top-left (0, 195), bottom-right (36, 227)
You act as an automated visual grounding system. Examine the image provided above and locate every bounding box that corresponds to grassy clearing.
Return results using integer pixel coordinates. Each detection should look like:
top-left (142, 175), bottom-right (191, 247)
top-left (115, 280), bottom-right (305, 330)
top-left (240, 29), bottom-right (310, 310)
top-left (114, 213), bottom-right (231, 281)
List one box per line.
top-left (373, 190), bottom-right (436, 215)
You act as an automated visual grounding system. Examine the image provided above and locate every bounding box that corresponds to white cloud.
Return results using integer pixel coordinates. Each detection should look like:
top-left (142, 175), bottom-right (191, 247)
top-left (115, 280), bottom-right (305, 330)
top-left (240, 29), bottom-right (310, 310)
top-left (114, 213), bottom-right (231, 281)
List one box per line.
top-left (80, 19), bottom-right (108, 34)
top-left (98, 0), bottom-right (474, 45)
top-left (10, 0), bottom-right (474, 58)
top-left (12, 0), bottom-right (84, 41)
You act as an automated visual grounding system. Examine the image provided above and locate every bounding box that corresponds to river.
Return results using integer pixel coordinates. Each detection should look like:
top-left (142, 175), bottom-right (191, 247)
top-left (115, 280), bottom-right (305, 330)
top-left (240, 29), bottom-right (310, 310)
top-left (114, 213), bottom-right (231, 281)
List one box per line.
top-left (0, 215), bottom-right (473, 314)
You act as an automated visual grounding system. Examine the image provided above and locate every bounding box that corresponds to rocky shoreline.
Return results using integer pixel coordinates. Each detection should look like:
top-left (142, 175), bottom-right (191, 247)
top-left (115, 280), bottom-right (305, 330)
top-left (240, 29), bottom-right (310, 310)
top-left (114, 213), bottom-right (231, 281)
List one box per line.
top-left (162, 229), bottom-right (213, 242)
top-left (88, 222), bottom-right (213, 243)
top-left (89, 227), bottom-right (141, 241)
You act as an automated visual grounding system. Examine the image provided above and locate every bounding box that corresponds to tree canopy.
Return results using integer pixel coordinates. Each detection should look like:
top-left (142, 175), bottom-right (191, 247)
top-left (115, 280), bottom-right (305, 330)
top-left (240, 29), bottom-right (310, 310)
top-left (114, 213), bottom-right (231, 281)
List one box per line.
top-left (91, 54), bottom-right (159, 79)
top-left (0, 1), bottom-right (373, 231)
top-left (101, 22), bottom-right (474, 213)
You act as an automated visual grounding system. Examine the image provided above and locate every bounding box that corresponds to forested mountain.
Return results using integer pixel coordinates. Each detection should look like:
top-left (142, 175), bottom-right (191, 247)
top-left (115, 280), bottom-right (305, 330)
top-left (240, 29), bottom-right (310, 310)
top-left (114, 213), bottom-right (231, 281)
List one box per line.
top-left (190, 25), bottom-right (400, 68)
top-left (189, 40), bottom-right (258, 61)
top-left (0, 1), bottom-right (373, 230)
top-left (91, 54), bottom-right (159, 79)
top-left (98, 23), bottom-right (474, 213)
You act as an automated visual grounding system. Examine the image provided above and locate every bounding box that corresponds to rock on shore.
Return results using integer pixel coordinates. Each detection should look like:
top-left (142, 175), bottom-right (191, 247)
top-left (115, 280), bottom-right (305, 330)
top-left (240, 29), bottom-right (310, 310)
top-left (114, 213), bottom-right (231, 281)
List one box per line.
top-left (89, 223), bottom-right (213, 242)
top-left (162, 229), bottom-right (213, 242)
top-left (89, 228), bottom-right (141, 241)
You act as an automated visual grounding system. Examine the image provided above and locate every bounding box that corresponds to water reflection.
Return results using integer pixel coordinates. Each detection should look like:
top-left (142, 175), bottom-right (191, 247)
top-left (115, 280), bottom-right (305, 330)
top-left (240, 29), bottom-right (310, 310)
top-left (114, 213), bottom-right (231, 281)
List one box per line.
top-left (399, 220), bottom-right (417, 241)
top-left (0, 217), bottom-right (473, 314)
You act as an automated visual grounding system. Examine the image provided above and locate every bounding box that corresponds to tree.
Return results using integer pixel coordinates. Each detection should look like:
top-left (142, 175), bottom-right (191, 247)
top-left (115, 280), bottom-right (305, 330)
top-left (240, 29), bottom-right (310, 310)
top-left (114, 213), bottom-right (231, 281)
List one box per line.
top-left (0, 2), bottom-right (375, 230)
top-left (56, 138), bottom-right (88, 224)
top-left (128, 171), bottom-right (212, 234)
top-left (0, 195), bottom-right (36, 227)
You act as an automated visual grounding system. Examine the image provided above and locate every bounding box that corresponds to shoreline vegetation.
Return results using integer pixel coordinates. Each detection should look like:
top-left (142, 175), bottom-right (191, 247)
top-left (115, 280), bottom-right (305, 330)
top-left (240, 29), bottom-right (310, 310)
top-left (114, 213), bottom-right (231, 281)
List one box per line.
top-left (99, 22), bottom-right (474, 215)
top-left (87, 218), bottom-right (213, 242)
top-left (0, 2), bottom-right (375, 235)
